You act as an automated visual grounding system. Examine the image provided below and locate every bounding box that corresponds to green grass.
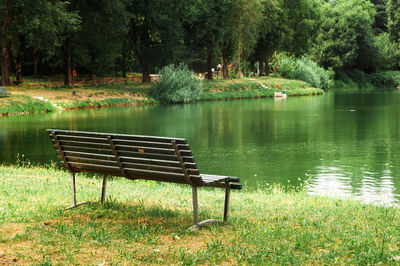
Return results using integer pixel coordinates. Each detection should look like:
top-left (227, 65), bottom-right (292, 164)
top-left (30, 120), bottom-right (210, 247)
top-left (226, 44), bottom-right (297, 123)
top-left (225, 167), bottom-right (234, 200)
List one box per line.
top-left (200, 77), bottom-right (323, 100)
top-left (55, 97), bottom-right (156, 109)
top-left (1, 164), bottom-right (400, 264)
top-left (0, 95), bottom-right (57, 115)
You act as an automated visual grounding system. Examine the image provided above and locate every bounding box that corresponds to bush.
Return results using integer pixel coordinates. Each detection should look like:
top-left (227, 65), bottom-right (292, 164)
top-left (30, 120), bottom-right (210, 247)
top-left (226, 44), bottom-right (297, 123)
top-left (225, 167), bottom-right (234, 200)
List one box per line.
top-left (150, 64), bottom-right (202, 103)
top-left (368, 71), bottom-right (400, 89)
top-left (277, 55), bottom-right (334, 89)
top-left (374, 33), bottom-right (399, 71)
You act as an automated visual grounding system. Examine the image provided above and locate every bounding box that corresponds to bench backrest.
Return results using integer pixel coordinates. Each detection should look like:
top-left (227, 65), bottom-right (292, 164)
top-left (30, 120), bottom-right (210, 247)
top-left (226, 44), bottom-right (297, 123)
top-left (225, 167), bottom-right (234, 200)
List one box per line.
top-left (47, 129), bottom-right (204, 186)
top-left (0, 87), bottom-right (6, 94)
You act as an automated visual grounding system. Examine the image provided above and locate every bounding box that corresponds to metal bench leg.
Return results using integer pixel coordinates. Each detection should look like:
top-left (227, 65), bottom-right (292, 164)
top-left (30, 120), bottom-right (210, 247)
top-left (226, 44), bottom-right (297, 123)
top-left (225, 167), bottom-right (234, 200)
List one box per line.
top-left (192, 186), bottom-right (199, 224)
top-left (223, 183), bottom-right (231, 222)
top-left (188, 186), bottom-right (220, 230)
top-left (101, 174), bottom-right (107, 204)
top-left (66, 172), bottom-right (88, 210)
top-left (71, 172), bottom-right (77, 206)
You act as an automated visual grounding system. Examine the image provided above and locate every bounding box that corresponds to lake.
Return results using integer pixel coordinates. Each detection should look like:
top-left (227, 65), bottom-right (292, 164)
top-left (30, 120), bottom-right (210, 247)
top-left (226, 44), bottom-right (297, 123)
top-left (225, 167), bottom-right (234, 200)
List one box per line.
top-left (1, 92), bottom-right (400, 205)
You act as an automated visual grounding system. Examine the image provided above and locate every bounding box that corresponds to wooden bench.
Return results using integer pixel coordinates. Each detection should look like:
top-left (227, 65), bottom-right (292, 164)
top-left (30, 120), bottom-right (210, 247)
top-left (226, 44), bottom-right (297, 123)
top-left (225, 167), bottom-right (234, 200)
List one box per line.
top-left (0, 87), bottom-right (10, 97)
top-left (47, 129), bottom-right (242, 229)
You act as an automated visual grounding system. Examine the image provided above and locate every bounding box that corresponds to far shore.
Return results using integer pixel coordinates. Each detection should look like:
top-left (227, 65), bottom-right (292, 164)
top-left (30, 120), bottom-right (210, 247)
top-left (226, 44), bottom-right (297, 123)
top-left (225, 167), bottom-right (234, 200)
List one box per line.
top-left (0, 76), bottom-right (323, 117)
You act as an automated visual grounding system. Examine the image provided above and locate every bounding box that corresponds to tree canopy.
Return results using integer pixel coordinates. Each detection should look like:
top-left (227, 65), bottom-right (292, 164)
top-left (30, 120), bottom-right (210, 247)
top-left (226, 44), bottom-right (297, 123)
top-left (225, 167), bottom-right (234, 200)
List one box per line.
top-left (0, 0), bottom-right (399, 85)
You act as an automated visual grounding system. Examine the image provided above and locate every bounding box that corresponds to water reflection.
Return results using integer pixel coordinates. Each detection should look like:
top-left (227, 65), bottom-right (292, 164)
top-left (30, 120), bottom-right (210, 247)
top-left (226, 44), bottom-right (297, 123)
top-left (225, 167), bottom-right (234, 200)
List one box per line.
top-left (307, 165), bottom-right (399, 206)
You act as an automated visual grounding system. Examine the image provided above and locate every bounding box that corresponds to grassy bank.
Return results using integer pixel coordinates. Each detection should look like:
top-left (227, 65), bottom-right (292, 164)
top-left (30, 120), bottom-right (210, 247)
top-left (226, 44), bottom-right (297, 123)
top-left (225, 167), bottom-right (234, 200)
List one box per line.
top-left (200, 77), bottom-right (323, 101)
top-left (0, 76), bottom-right (323, 116)
top-left (1, 165), bottom-right (400, 264)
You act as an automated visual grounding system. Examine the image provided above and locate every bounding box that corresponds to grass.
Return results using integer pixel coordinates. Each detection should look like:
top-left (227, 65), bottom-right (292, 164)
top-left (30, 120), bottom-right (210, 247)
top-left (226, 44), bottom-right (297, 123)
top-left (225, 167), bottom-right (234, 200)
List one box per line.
top-left (0, 76), bottom-right (323, 116)
top-left (200, 77), bottom-right (323, 100)
top-left (1, 164), bottom-right (400, 264)
top-left (0, 95), bottom-right (57, 115)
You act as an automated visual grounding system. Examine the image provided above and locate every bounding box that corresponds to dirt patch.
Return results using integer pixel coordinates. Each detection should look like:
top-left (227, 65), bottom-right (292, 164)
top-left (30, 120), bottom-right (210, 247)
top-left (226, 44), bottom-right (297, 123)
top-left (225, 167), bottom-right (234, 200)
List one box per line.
top-left (0, 223), bottom-right (25, 239)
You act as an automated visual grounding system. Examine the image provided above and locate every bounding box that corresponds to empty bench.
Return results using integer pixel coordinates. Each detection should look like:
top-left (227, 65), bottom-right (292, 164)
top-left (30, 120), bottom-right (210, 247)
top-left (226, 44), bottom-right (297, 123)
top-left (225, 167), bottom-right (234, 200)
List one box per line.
top-left (47, 129), bottom-right (242, 229)
top-left (0, 87), bottom-right (10, 97)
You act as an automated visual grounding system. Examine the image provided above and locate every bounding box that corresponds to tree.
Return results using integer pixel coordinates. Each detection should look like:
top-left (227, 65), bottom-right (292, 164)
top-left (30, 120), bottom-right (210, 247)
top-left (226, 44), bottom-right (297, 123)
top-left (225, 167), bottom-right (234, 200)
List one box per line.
top-left (127, 0), bottom-right (186, 82)
top-left (232, 0), bottom-right (263, 77)
top-left (72, 0), bottom-right (128, 77)
top-left (0, 0), bottom-right (13, 85)
top-left (183, 0), bottom-right (230, 80)
top-left (371, 0), bottom-right (388, 34)
top-left (248, 0), bottom-right (286, 76)
top-left (0, 0), bottom-right (79, 86)
top-left (280, 0), bottom-right (321, 56)
top-left (311, 0), bottom-right (376, 71)
top-left (387, 0), bottom-right (400, 43)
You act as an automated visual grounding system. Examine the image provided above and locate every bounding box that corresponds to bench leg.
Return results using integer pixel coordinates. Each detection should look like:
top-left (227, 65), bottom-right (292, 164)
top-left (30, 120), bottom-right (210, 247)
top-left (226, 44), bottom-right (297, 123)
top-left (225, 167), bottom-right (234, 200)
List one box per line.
top-left (223, 183), bottom-right (231, 222)
top-left (101, 174), bottom-right (107, 204)
top-left (192, 186), bottom-right (199, 224)
top-left (66, 172), bottom-right (88, 210)
top-left (71, 172), bottom-right (77, 206)
top-left (188, 186), bottom-right (221, 230)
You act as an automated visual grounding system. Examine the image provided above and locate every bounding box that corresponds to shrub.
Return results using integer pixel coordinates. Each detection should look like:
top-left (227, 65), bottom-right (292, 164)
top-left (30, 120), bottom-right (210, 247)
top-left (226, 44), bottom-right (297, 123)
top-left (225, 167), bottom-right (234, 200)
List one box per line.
top-left (368, 71), bottom-right (400, 89)
top-left (150, 64), bottom-right (202, 103)
top-left (277, 55), bottom-right (334, 89)
top-left (374, 33), bottom-right (399, 71)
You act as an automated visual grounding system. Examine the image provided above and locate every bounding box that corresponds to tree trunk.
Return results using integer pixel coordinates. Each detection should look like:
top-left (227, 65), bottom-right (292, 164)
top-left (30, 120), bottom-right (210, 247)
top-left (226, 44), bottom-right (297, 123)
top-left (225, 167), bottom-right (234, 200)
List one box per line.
top-left (121, 38), bottom-right (128, 78)
top-left (238, 49), bottom-right (241, 78)
top-left (222, 55), bottom-right (229, 79)
top-left (264, 60), bottom-right (269, 76)
top-left (0, 0), bottom-right (13, 86)
top-left (259, 61), bottom-right (264, 76)
top-left (142, 71), bottom-right (151, 82)
top-left (33, 47), bottom-right (40, 77)
top-left (63, 38), bottom-right (73, 87)
top-left (15, 53), bottom-right (22, 84)
top-left (0, 44), bottom-right (11, 86)
top-left (14, 36), bottom-right (24, 84)
top-left (249, 60), bottom-right (255, 76)
top-left (207, 47), bottom-right (213, 80)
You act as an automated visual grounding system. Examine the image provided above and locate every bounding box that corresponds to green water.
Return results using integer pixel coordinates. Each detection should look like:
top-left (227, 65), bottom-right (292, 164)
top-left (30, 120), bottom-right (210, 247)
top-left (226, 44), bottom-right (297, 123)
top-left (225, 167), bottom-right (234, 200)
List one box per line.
top-left (1, 92), bottom-right (400, 204)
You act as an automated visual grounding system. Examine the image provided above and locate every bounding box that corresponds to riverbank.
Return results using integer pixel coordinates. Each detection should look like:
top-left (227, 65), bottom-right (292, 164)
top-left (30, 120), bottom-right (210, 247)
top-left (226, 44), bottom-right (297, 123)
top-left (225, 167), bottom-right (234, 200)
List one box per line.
top-left (0, 77), bottom-right (323, 116)
top-left (1, 165), bottom-right (399, 264)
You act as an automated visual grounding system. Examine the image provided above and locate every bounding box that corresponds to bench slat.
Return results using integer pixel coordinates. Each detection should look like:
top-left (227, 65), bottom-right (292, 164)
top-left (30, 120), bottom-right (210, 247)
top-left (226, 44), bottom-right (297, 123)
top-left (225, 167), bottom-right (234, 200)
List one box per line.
top-left (66, 156), bottom-right (118, 167)
top-left (201, 174), bottom-right (240, 183)
top-left (117, 150), bottom-right (194, 163)
top-left (68, 162), bottom-right (121, 175)
top-left (57, 150), bottom-right (117, 161)
top-left (49, 130), bottom-right (188, 144)
top-left (122, 162), bottom-right (199, 175)
top-left (120, 156), bottom-right (198, 169)
top-left (57, 144), bottom-right (114, 155)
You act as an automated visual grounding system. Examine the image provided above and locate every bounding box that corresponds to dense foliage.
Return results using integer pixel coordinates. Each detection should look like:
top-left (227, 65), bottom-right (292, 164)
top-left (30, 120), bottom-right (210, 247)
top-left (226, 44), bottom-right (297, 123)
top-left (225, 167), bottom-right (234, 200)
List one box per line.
top-left (0, 0), bottom-right (399, 89)
top-left (277, 55), bottom-right (334, 89)
top-left (150, 64), bottom-right (202, 103)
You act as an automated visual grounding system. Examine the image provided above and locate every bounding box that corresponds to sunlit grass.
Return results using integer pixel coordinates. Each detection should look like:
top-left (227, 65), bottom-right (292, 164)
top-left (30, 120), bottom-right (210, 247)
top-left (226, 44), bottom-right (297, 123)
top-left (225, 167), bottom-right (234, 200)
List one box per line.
top-left (1, 164), bottom-right (400, 264)
top-left (200, 77), bottom-right (323, 100)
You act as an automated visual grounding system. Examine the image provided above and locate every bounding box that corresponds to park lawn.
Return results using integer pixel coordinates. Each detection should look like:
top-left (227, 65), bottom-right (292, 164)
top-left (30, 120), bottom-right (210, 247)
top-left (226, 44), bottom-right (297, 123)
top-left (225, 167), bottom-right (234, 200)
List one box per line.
top-left (0, 76), bottom-right (323, 116)
top-left (0, 165), bottom-right (399, 264)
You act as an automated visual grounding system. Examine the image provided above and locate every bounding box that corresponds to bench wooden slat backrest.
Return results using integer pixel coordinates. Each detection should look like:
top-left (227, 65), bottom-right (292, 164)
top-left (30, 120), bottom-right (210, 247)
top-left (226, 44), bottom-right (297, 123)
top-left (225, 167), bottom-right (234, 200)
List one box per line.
top-left (0, 87), bottom-right (5, 94)
top-left (47, 129), bottom-right (204, 186)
